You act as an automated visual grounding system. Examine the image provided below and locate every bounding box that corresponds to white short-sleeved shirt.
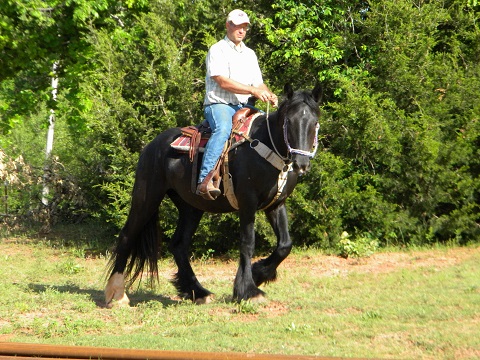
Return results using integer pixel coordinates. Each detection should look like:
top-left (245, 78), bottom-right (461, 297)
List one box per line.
top-left (204, 36), bottom-right (264, 106)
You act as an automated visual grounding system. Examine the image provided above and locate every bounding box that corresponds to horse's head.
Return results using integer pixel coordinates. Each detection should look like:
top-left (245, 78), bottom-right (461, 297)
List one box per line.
top-left (279, 83), bottom-right (322, 175)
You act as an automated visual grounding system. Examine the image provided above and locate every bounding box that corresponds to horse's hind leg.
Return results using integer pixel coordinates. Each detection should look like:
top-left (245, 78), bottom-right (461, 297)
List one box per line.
top-left (105, 212), bottom-right (158, 308)
top-left (168, 195), bottom-right (212, 304)
top-left (105, 227), bottom-right (132, 307)
top-left (106, 177), bottom-right (165, 308)
top-left (252, 204), bottom-right (292, 286)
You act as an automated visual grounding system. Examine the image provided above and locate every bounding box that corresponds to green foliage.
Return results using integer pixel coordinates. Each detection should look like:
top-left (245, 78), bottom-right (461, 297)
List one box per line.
top-left (0, 0), bottom-right (118, 134)
top-left (288, 0), bottom-right (480, 248)
top-left (58, 258), bottom-right (84, 275)
top-left (57, 1), bottom-right (208, 222)
top-left (336, 231), bottom-right (379, 259)
top-left (97, 176), bottom-right (135, 229)
top-left (235, 299), bottom-right (259, 315)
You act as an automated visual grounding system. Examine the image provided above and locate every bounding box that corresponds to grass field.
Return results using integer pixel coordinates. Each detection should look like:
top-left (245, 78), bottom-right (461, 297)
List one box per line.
top-left (0, 233), bottom-right (479, 359)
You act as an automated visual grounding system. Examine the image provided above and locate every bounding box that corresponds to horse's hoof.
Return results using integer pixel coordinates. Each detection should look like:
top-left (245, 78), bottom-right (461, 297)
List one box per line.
top-left (105, 272), bottom-right (130, 308)
top-left (105, 292), bottom-right (130, 308)
top-left (195, 294), bottom-right (214, 305)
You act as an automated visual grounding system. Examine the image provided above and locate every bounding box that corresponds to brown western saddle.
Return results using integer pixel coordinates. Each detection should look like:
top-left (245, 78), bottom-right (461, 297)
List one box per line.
top-left (170, 106), bottom-right (261, 205)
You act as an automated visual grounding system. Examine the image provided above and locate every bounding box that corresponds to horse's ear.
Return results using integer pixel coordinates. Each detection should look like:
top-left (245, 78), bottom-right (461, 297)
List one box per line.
top-left (284, 84), bottom-right (294, 99)
top-left (312, 83), bottom-right (323, 103)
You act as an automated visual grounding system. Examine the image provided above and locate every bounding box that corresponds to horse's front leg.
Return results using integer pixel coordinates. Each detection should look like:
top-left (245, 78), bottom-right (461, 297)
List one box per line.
top-left (252, 203), bottom-right (292, 286)
top-left (168, 197), bottom-right (213, 304)
top-left (233, 209), bottom-right (265, 302)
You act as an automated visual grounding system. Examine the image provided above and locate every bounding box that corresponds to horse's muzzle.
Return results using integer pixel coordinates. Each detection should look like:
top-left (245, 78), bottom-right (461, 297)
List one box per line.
top-left (292, 157), bottom-right (311, 176)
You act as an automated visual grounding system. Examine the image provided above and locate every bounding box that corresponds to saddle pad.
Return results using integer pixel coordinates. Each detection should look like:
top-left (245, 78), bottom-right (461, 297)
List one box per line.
top-left (170, 113), bottom-right (262, 153)
top-left (170, 134), bottom-right (208, 153)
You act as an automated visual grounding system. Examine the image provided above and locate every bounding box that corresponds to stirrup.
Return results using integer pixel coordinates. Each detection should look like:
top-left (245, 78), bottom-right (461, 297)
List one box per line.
top-left (196, 182), bottom-right (221, 200)
top-left (196, 188), bottom-right (217, 201)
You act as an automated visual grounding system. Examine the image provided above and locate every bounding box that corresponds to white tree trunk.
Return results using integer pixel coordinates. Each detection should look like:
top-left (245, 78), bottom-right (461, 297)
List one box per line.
top-left (42, 62), bottom-right (58, 206)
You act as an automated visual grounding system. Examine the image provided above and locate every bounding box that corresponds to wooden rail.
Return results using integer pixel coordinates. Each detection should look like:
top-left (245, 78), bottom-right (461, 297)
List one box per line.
top-left (0, 342), bottom-right (374, 360)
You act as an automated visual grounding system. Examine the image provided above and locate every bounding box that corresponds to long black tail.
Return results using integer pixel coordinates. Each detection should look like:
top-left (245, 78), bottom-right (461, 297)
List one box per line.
top-left (108, 210), bottom-right (161, 287)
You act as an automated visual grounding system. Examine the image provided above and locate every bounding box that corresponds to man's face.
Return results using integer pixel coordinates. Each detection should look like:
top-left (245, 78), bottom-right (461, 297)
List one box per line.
top-left (226, 21), bottom-right (249, 45)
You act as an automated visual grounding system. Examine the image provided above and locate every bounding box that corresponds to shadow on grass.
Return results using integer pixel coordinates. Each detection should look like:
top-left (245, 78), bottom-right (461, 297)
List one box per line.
top-left (1, 219), bottom-right (117, 256)
top-left (27, 283), bottom-right (181, 308)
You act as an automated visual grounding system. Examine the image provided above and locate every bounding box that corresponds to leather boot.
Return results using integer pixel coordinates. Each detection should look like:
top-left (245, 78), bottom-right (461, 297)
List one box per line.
top-left (196, 179), bottom-right (221, 200)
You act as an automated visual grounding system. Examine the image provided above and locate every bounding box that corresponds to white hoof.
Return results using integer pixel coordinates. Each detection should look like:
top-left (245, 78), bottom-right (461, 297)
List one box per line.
top-left (105, 272), bottom-right (130, 308)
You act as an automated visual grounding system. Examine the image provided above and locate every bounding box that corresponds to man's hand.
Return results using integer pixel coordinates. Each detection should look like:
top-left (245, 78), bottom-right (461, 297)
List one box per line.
top-left (211, 76), bottom-right (278, 107)
top-left (251, 87), bottom-right (278, 107)
top-left (269, 93), bottom-right (278, 107)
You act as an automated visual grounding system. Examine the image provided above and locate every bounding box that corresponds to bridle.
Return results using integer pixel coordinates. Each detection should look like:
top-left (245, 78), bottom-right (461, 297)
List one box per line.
top-left (284, 118), bottom-right (320, 159)
top-left (265, 102), bottom-right (320, 162)
top-left (234, 99), bottom-right (319, 211)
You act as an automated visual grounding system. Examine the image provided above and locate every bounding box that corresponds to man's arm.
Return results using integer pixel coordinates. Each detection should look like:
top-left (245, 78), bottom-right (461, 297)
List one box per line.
top-left (212, 75), bottom-right (277, 106)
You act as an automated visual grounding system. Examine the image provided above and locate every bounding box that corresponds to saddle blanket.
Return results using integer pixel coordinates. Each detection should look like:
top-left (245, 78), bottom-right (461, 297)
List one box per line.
top-left (171, 133), bottom-right (208, 153)
top-left (170, 113), bottom-right (262, 153)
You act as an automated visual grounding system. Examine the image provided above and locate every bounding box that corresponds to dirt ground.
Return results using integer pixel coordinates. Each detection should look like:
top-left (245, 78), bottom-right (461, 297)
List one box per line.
top-left (3, 220), bottom-right (478, 275)
top-left (177, 245), bottom-right (480, 286)
top-left (281, 246), bottom-right (479, 277)
top-left (2, 238), bottom-right (478, 283)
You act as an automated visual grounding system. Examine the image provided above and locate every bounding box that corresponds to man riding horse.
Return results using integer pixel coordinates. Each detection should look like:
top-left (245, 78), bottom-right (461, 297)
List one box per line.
top-left (196, 9), bottom-right (278, 200)
top-left (103, 9), bottom-right (322, 306)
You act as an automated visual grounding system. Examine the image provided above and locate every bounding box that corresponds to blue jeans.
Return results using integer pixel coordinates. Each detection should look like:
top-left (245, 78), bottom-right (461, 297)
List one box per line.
top-left (198, 103), bottom-right (243, 184)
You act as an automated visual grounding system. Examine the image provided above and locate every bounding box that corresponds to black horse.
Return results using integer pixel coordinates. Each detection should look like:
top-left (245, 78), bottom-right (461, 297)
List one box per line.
top-left (105, 84), bottom-right (322, 306)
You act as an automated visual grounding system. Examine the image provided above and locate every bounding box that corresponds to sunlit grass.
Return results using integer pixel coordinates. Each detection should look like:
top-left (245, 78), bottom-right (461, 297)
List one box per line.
top-left (0, 237), bottom-right (479, 359)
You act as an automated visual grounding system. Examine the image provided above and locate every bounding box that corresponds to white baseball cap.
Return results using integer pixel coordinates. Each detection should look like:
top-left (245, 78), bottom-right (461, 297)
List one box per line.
top-left (227, 9), bottom-right (250, 25)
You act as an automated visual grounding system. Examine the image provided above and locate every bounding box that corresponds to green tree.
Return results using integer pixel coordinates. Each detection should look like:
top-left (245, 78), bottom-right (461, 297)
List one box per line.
top-left (288, 0), bottom-right (480, 246)
top-left (0, 0), bottom-right (122, 134)
top-left (1, 0), bottom-right (479, 250)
